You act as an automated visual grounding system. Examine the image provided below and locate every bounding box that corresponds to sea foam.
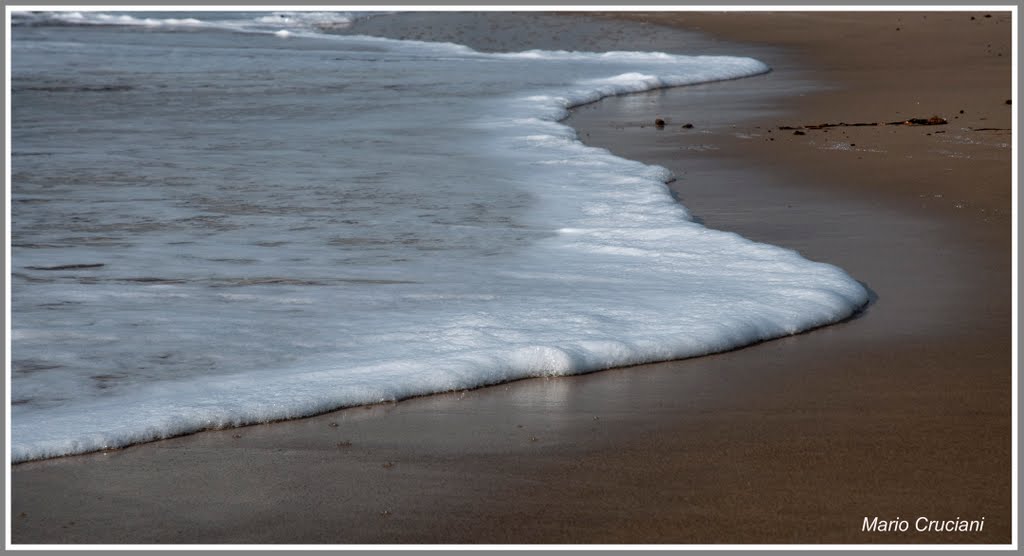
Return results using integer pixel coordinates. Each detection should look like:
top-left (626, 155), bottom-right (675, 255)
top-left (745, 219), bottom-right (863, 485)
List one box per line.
top-left (10, 13), bottom-right (868, 462)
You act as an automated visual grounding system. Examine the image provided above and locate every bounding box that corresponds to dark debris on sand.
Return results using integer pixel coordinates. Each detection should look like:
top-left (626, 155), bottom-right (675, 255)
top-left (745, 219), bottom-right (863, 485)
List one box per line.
top-left (778, 115), bottom-right (949, 131)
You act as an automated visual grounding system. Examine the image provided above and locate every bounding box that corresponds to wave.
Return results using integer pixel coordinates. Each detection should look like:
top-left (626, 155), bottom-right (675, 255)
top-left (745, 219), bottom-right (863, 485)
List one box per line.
top-left (10, 10), bottom-right (386, 35)
top-left (10, 14), bottom-right (868, 463)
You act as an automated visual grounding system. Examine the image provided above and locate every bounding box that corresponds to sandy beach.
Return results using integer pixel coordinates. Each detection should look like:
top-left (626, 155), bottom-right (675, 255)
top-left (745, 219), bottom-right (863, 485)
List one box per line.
top-left (9, 11), bottom-right (1014, 545)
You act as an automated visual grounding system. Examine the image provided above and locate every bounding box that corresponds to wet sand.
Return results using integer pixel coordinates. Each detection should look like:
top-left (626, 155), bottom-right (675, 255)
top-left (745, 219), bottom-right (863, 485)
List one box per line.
top-left (9, 12), bottom-right (1014, 545)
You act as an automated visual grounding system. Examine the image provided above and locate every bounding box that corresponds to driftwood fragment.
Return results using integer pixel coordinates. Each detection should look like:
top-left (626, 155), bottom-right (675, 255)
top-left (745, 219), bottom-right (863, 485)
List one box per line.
top-left (780, 122), bottom-right (879, 130)
top-left (886, 116), bottom-right (948, 126)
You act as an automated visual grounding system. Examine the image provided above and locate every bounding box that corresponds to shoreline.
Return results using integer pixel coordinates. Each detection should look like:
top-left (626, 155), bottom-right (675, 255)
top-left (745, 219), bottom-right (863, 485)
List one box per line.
top-left (567, 10), bottom-right (1012, 543)
top-left (10, 11), bottom-right (1014, 545)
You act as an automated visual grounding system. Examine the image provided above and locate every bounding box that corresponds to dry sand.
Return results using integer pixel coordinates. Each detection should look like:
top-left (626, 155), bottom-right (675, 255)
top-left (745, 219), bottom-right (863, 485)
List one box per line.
top-left (9, 11), bottom-right (1014, 545)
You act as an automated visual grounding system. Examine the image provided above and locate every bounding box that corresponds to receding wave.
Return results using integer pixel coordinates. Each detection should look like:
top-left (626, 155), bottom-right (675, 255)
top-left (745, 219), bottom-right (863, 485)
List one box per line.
top-left (10, 13), bottom-right (867, 463)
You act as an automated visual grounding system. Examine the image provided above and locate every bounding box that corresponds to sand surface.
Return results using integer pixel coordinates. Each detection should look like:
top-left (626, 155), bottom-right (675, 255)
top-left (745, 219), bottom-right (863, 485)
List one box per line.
top-left (9, 11), bottom-right (1014, 545)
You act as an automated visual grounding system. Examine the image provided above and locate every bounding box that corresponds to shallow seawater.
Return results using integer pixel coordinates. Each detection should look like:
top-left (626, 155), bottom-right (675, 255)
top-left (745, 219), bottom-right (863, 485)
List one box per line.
top-left (9, 11), bottom-right (868, 462)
